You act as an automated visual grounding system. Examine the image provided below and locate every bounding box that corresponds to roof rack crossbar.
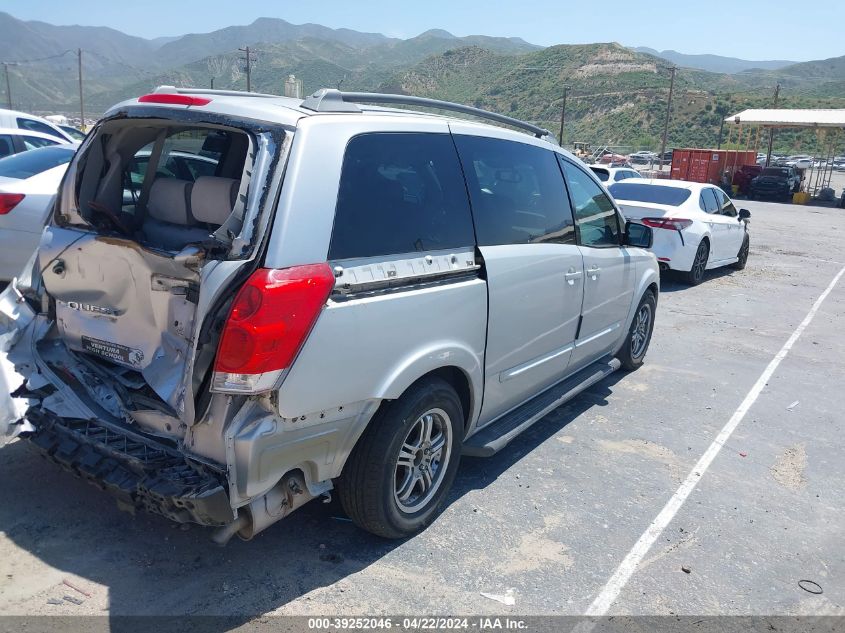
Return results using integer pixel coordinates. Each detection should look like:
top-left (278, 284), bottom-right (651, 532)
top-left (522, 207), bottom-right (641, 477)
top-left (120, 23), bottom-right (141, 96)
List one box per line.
top-left (153, 85), bottom-right (280, 99)
top-left (301, 89), bottom-right (553, 139)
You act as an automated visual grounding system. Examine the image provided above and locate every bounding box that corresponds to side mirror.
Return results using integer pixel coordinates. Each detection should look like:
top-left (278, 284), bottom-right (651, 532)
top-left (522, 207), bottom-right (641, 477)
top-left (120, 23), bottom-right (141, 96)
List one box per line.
top-left (739, 209), bottom-right (751, 220)
top-left (624, 221), bottom-right (653, 248)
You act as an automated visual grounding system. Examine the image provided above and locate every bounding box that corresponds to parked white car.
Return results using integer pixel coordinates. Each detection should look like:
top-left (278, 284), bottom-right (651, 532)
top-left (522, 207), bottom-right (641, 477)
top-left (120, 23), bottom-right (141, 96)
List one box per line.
top-left (0, 145), bottom-right (77, 281)
top-left (0, 109), bottom-right (75, 143)
top-left (608, 179), bottom-right (750, 285)
top-left (0, 127), bottom-right (69, 159)
top-left (777, 155), bottom-right (813, 170)
top-left (589, 165), bottom-right (643, 184)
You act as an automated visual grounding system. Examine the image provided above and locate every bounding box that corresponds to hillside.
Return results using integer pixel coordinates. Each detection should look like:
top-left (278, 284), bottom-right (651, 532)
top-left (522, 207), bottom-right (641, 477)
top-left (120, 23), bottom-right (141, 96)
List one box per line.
top-left (374, 44), bottom-right (845, 153)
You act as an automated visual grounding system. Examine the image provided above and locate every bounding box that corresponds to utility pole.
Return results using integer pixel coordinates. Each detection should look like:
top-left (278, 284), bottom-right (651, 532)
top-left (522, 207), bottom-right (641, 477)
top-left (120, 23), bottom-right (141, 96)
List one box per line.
top-left (558, 85), bottom-right (570, 146)
top-left (2, 62), bottom-right (15, 109)
top-left (210, 77), bottom-right (214, 89)
top-left (658, 66), bottom-right (677, 171)
top-left (238, 46), bottom-right (253, 92)
top-left (765, 83), bottom-right (780, 167)
top-left (77, 49), bottom-right (85, 131)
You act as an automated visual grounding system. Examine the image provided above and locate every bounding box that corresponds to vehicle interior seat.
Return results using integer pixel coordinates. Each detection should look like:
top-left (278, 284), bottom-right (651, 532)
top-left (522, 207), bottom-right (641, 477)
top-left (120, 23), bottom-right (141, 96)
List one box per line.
top-left (143, 177), bottom-right (210, 250)
top-left (190, 176), bottom-right (239, 226)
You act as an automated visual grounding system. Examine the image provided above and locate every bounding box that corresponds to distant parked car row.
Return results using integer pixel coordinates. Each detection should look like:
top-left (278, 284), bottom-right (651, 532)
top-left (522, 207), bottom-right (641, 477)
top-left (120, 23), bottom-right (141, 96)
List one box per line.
top-left (0, 108), bottom-right (82, 144)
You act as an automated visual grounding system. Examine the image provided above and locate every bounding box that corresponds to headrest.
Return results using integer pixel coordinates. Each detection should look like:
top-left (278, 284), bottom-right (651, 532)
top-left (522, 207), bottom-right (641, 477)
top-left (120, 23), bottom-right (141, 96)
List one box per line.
top-left (147, 178), bottom-right (192, 225)
top-left (190, 176), bottom-right (238, 226)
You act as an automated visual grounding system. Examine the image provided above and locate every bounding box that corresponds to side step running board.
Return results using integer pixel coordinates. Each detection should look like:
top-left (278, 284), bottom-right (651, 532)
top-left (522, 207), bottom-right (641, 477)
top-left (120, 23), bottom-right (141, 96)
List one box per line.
top-left (463, 356), bottom-right (621, 457)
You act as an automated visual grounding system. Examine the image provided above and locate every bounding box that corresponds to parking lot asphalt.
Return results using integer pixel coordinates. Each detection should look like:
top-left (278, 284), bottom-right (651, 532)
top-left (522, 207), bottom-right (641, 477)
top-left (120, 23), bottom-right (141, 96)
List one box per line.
top-left (0, 198), bottom-right (843, 623)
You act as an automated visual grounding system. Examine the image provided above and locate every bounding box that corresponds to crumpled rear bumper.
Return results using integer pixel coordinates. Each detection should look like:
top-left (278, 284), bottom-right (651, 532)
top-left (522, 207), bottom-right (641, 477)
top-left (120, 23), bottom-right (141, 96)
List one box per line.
top-left (23, 407), bottom-right (234, 526)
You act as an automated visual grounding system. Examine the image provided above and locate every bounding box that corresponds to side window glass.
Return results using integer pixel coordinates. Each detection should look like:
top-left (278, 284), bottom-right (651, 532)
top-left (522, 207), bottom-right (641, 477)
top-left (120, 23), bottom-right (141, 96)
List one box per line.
top-left (17, 117), bottom-right (60, 138)
top-left (715, 189), bottom-right (737, 216)
top-left (453, 136), bottom-right (575, 246)
top-left (22, 135), bottom-right (58, 150)
top-left (0, 135), bottom-right (13, 157)
top-left (329, 133), bottom-right (476, 260)
top-left (559, 158), bottom-right (621, 248)
top-left (701, 188), bottom-right (719, 213)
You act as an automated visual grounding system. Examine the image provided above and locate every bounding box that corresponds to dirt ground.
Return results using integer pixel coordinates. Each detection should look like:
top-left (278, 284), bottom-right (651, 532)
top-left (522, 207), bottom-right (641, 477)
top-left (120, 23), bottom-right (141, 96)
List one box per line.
top-left (0, 197), bottom-right (843, 628)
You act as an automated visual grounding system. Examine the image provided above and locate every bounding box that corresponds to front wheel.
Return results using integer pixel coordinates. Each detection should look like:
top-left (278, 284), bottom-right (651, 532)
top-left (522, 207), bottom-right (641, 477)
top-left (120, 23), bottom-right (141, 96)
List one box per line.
top-left (682, 239), bottom-right (709, 286)
top-left (337, 377), bottom-right (463, 539)
top-left (616, 290), bottom-right (656, 371)
top-left (732, 234), bottom-right (750, 270)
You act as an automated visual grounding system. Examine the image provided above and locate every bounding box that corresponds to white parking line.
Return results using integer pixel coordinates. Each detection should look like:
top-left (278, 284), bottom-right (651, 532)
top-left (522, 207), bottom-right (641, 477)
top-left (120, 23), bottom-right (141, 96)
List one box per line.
top-left (583, 264), bottom-right (845, 617)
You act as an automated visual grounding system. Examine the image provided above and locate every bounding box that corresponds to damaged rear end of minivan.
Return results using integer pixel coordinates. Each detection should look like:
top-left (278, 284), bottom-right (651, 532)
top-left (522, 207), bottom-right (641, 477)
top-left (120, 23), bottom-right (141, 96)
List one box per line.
top-left (0, 95), bottom-right (316, 542)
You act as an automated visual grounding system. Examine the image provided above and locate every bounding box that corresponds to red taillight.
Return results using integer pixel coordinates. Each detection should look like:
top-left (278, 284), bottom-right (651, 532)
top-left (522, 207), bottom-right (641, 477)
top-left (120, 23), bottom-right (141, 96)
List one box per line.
top-left (138, 93), bottom-right (211, 106)
top-left (641, 217), bottom-right (693, 231)
top-left (0, 193), bottom-right (24, 215)
top-left (212, 264), bottom-right (335, 393)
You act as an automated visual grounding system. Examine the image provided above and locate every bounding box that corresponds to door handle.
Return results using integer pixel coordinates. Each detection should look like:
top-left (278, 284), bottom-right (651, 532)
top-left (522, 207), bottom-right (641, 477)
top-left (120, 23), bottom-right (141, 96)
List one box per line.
top-left (565, 270), bottom-right (582, 286)
top-left (587, 266), bottom-right (601, 280)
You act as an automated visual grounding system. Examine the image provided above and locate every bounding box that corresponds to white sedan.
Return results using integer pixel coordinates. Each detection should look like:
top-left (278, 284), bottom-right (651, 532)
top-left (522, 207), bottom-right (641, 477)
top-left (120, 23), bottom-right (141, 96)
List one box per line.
top-left (0, 145), bottom-right (77, 281)
top-left (589, 165), bottom-right (643, 185)
top-left (608, 179), bottom-right (751, 285)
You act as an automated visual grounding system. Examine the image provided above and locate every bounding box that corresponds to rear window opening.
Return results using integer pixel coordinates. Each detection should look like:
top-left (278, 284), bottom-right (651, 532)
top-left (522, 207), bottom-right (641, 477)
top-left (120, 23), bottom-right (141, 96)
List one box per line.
top-left (65, 119), bottom-right (252, 255)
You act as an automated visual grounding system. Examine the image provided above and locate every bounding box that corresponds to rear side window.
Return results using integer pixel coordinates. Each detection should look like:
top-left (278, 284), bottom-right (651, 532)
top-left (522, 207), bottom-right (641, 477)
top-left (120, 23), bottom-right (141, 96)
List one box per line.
top-left (17, 117), bottom-right (61, 138)
top-left (0, 135), bottom-right (13, 158)
top-left (453, 135), bottom-right (575, 246)
top-left (329, 133), bottom-right (475, 260)
top-left (590, 167), bottom-right (609, 182)
top-left (22, 135), bottom-right (59, 151)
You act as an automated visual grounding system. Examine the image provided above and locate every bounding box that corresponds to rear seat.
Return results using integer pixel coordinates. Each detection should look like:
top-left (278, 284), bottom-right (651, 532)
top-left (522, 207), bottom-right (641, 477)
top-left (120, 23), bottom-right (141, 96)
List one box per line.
top-left (143, 176), bottom-right (238, 250)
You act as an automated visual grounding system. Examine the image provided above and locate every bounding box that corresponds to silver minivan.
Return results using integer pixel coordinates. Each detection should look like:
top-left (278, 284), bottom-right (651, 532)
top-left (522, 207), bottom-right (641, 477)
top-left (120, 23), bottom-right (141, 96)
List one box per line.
top-left (0, 88), bottom-right (659, 541)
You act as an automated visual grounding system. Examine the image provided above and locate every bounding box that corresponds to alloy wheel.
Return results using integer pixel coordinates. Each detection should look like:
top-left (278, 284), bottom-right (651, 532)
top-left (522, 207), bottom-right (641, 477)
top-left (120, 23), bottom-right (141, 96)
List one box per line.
top-left (692, 242), bottom-right (708, 281)
top-left (394, 408), bottom-right (453, 514)
top-left (630, 303), bottom-right (652, 359)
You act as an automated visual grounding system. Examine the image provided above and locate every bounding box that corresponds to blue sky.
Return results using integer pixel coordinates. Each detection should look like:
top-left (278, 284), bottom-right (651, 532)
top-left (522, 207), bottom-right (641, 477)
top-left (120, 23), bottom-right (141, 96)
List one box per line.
top-left (6, 0), bottom-right (844, 61)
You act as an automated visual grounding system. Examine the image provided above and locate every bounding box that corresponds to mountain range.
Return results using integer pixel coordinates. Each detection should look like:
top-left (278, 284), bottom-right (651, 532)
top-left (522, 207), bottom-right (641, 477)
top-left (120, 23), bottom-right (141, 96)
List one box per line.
top-left (631, 48), bottom-right (797, 74)
top-left (1, 11), bottom-right (843, 153)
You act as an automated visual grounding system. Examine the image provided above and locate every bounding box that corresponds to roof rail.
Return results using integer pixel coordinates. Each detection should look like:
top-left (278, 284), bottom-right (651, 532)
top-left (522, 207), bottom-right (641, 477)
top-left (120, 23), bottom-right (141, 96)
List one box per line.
top-left (301, 88), bottom-right (554, 140)
top-left (152, 85), bottom-right (280, 99)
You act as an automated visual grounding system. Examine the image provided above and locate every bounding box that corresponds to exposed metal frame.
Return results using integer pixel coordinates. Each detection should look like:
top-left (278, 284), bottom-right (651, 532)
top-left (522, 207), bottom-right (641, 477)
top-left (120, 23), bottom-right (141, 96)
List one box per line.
top-left (301, 88), bottom-right (554, 140)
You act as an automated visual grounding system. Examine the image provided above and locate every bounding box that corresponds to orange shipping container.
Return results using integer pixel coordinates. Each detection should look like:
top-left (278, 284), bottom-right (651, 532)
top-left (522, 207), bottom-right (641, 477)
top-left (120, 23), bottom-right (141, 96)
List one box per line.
top-left (670, 149), bottom-right (757, 184)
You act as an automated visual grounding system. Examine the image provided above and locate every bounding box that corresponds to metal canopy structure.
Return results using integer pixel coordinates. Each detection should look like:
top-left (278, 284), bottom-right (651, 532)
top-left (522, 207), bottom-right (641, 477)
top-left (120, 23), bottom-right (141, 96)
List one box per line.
top-left (725, 109), bottom-right (845, 128)
top-left (723, 108), bottom-right (845, 199)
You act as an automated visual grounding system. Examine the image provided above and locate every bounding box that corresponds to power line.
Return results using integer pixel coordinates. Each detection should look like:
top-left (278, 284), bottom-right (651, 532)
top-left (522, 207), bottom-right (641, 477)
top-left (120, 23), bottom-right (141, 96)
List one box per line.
top-left (1, 49), bottom-right (75, 65)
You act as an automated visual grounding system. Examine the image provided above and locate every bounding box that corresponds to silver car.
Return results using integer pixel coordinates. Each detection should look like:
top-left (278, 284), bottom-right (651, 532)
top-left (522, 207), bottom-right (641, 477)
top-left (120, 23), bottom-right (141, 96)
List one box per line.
top-left (0, 87), bottom-right (659, 541)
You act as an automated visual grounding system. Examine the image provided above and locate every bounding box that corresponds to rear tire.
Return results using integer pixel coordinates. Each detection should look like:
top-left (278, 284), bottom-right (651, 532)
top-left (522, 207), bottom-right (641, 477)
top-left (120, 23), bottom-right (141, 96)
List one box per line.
top-left (616, 290), bottom-right (656, 371)
top-left (682, 239), bottom-right (709, 286)
top-left (732, 234), bottom-right (750, 270)
top-left (337, 377), bottom-right (463, 539)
